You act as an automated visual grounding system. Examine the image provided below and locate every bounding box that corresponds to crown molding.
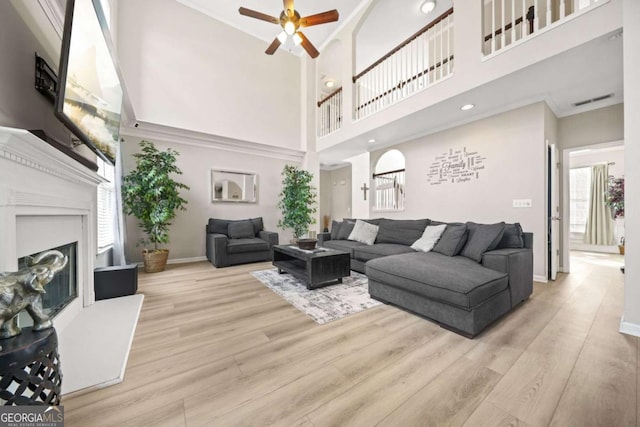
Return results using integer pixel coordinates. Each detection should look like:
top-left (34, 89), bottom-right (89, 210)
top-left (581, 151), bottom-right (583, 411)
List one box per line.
top-left (37, 0), bottom-right (65, 39)
top-left (120, 122), bottom-right (306, 162)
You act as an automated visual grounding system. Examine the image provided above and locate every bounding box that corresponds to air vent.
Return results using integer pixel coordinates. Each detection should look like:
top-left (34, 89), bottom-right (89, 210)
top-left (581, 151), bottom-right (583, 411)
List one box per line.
top-left (573, 93), bottom-right (614, 107)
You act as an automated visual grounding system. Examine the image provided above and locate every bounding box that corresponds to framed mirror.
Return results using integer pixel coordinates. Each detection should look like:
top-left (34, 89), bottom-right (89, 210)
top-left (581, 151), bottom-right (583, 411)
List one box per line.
top-left (211, 170), bottom-right (257, 203)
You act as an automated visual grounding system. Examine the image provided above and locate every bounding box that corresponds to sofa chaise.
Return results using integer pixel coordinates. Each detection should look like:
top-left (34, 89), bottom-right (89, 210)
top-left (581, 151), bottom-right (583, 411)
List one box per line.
top-left (318, 219), bottom-right (533, 337)
top-left (206, 217), bottom-right (279, 268)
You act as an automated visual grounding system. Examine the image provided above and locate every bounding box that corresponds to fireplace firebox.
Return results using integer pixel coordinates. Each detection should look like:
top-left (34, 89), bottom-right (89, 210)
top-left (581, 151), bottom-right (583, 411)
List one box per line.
top-left (18, 243), bottom-right (77, 318)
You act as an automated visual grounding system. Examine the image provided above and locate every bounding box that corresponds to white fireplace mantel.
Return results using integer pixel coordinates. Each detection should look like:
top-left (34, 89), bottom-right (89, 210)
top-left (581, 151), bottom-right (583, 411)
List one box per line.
top-left (0, 126), bottom-right (104, 330)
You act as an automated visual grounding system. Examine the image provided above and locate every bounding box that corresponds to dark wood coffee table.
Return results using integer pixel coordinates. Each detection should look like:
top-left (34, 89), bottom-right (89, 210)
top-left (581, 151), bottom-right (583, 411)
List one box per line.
top-left (272, 245), bottom-right (351, 289)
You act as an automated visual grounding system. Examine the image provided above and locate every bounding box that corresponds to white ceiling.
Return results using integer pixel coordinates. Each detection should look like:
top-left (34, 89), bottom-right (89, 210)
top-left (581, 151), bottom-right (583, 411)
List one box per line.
top-left (319, 29), bottom-right (624, 166)
top-left (176, 0), bottom-right (367, 56)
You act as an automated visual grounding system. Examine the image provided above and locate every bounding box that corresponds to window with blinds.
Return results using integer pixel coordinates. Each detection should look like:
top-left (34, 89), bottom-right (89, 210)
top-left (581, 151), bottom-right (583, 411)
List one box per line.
top-left (97, 158), bottom-right (115, 250)
top-left (569, 167), bottom-right (591, 235)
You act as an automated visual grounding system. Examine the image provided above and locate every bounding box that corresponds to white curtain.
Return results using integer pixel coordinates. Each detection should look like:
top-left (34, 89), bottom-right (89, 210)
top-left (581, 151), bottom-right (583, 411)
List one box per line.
top-left (112, 142), bottom-right (128, 265)
top-left (584, 164), bottom-right (614, 245)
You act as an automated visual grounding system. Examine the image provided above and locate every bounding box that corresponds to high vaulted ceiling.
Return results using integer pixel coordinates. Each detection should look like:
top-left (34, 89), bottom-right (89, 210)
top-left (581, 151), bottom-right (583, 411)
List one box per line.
top-left (176, 0), bottom-right (368, 56)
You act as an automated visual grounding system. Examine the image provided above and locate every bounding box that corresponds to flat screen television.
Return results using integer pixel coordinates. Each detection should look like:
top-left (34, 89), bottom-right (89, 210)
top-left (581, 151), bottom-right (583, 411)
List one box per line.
top-left (55, 0), bottom-right (123, 165)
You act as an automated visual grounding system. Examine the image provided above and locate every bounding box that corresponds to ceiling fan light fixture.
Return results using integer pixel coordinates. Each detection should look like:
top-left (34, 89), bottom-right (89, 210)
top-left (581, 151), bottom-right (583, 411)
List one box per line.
top-left (277, 31), bottom-right (287, 43)
top-left (293, 33), bottom-right (303, 46)
top-left (284, 20), bottom-right (296, 35)
top-left (421, 0), bottom-right (436, 14)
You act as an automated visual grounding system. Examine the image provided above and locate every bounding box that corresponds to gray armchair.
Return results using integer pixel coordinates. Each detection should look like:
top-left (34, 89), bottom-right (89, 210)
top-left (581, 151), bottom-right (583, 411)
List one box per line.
top-left (206, 217), bottom-right (279, 268)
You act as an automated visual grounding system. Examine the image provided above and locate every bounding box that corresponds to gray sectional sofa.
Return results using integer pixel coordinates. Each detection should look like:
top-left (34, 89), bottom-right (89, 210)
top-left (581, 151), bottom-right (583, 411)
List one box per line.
top-left (318, 218), bottom-right (533, 337)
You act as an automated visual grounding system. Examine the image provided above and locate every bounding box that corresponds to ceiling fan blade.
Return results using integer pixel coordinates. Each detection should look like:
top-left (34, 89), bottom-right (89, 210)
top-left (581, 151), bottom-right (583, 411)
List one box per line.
top-left (265, 37), bottom-right (282, 55)
top-left (299, 10), bottom-right (339, 27)
top-left (296, 32), bottom-right (319, 58)
top-left (283, 0), bottom-right (294, 15)
top-left (238, 7), bottom-right (279, 24)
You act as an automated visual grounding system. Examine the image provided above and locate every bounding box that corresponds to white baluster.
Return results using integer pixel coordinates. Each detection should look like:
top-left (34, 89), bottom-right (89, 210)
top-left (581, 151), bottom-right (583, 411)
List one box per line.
top-left (521, 0), bottom-right (526, 39)
top-left (511, 0), bottom-right (516, 46)
top-left (491, 0), bottom-right (496, 53)
top-left (534, 0), bottom-right (540, 32)
top-left (546, 0), bottom-right (552, 27)
top-left (560, 0), bottom-right (565, 19)
top-left (449, 15), bottom-right (453, 75)
top-left (501, 0), bottom-right (506, 50)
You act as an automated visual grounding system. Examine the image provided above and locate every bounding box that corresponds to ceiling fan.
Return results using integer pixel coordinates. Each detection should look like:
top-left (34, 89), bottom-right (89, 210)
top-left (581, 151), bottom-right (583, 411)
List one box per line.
top-left (239, 0), bottom-right (339, 58)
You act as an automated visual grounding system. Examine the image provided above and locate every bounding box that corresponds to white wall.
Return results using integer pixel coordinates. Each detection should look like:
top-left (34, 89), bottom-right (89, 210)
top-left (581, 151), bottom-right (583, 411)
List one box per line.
top-left (371, 103), bottom-right (548, 278)
top-left (558, 104), bottom-right (624, 149)
top-left (328, 166), bottom-right (353, 222)
top-left (120, 134), bottom-right (301, 263)
top-left (622, 0), bottom-right (640, 334)
top-left (117, 0), bottom-right (302, 150)
top-left (346, 152), bottom-right (371, 219)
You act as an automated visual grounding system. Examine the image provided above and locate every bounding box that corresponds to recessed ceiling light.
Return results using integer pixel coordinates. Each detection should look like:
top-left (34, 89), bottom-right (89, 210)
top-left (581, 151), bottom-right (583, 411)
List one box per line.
top-left (325, 80), bottom-right (335, 88)
top-left (368, 138), bottom-right (376, 143)
top-left (421, 0), bottom-right (436, 14)
top-left (461, 104), bottom-right (475, 111)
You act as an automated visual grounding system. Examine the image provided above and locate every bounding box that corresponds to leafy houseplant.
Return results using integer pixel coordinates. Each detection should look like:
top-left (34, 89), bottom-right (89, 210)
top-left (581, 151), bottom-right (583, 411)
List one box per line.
top-left (277, 165), bottom-right (317, 245)
top-left (122, 140), bottom-right (190, 273)
top-left (605, 176), bottom-right (624, 254)
top-left (605, 177), bottom-right (624, 219)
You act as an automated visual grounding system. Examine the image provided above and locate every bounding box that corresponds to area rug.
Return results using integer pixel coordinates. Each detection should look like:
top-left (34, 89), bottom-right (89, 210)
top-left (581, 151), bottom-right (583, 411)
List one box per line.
top-left (250, 269), bottom-right (381, 324)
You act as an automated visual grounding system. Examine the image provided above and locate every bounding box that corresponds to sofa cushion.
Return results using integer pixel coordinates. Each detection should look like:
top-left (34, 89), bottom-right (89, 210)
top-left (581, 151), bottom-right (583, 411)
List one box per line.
top-left (228, 220), bottom-right (255, 239)
top-left (330, 220), bottom-right (342, 240)
top-left (337, 221), bottom-right (356, 240)
top-left (432, 223), bottom-right (468, 256)
top-left (226, 238), bottom-right (270, 254)
top-left (323, 239), bottom-right (365, 256)
top-left (497, 223), bottom-right (524, 249)
top-left (353, 244), bottom-right (415, 262)
top-left (345, 218), bottom-right (384, 226)
top-left (348, 220), bottom-right (379, 245)
top-left (461, 222), bottom-right (506, 262)
top-left (366, 252), bottom-right (508, 309)
top-left (411, 224), bottom-right (447, 252)
top-left (376, 219), bottom-right (429, 246)
top-left (208, 218), bottom-right (230, 235)
top-left (249, 217), bottom-right (264, 235)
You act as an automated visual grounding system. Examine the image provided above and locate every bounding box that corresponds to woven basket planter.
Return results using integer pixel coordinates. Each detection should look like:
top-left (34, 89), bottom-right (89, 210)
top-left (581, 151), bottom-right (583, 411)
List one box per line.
top-left (142, 249), bottom-right (169, 273)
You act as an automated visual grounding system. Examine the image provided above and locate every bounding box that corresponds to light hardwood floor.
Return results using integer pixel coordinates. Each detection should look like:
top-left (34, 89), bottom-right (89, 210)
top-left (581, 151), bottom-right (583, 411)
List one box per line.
top-left (62, 251), bottom-right (634, 426)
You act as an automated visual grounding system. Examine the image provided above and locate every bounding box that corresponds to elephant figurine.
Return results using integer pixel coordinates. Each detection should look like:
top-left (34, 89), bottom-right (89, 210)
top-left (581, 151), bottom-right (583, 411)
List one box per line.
top-left (0, 250), bottom-right (68, 339)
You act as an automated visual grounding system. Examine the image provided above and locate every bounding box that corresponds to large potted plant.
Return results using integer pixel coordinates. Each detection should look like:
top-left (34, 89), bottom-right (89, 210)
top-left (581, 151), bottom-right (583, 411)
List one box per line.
top-left (122, 140), bottom-right (190, 272)
top-left (605, 176), bottom-right (624, 254)
top-left (277, 165), bottom-right (317, 248)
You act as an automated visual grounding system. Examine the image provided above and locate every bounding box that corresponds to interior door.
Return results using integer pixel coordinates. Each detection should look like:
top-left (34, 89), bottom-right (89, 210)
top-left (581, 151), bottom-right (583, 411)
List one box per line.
top-left (549, 143), bottom-right (560, 280)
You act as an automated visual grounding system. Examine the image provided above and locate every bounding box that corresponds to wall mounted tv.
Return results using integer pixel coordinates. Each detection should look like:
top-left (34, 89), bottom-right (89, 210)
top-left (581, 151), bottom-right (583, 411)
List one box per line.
top-left (55, 0), bottom-right (123, 165)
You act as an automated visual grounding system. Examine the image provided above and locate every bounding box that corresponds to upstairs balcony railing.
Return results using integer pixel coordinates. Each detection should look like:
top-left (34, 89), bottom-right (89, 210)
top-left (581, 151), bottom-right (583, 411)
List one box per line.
top-left (353, 8), bottom-right (454, 121)
top-left (317, 87), bottom-right (342, 137)
top-left (483, 0), bottom-right (605, 56)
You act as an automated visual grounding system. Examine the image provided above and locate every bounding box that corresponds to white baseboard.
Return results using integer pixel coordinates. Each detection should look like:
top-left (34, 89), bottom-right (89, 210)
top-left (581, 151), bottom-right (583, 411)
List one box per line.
top-left (136, 256), bottom-right (207, 268)
top-left (533, 274), bottom-right (548, 283)
top-left (167, 256), bottom-right (207, 265)
top-left (619, 317), bottom-right (640, 338)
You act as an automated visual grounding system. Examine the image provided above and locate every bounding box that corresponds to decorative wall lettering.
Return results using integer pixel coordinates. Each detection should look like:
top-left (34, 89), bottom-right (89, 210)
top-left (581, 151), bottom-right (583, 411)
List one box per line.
top-left (426, 147), bottom-right (486, 185)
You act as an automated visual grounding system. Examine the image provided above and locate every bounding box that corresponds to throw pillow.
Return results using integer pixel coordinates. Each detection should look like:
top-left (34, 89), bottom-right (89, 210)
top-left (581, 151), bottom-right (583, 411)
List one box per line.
top-left (228, 220), bottom-right (255, 239)
top-left (330, 220), bottom-right (342, 240)
top-left (432, 223), bottom-right (468, 256)
top-left (348, 220), bottom-right (379, 245)
top-left (460, 222), bottom-right (506, 262)
top-left (208, 218), bottom-right (230, 235)
top-left (249, 217), bottom-right (264, 235)
top-left (410, 224), bottom-right (447, 252)
top-left (336, 221), bottom-right (356, 240)
top-left (498, 223), bottom-right (525, 248)
top-left (376, 219), bottom-right (430, 246)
